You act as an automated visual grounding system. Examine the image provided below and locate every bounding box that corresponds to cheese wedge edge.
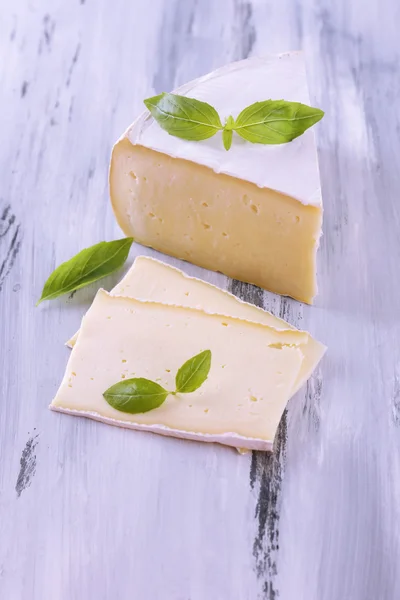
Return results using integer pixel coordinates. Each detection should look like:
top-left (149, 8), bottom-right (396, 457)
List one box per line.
top-left (110, 142), bottom-right (322, 303)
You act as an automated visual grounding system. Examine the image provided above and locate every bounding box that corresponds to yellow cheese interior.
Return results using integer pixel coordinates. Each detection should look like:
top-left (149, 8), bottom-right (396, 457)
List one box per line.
top-left (67, 257), bottom-right (326, 395)
top-left (110, 139), bottom-right (322, 303)
top-left (54, 290), bottom-right (306, 441)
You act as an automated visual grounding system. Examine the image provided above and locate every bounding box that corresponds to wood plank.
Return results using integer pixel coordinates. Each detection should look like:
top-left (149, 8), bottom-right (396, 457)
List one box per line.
top-left (1, 1), bottom-right (399, 599)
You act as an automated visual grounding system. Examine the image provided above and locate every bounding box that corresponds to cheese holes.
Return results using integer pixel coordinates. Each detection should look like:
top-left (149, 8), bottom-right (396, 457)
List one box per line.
top-left (202, 202), bottom-right (209, 207)
top-left (242, 195), bottom-right (259, 213)
top-left (129, 171), bottom-right (137, 180)
top-left (202, 223), bottom-right (211, 230)
top-left (148, 212), bottom-right (155, 218)
top-left (222, 232), bottom-right (228, 237)
top-left (221, 322), bottom-right (228, 327)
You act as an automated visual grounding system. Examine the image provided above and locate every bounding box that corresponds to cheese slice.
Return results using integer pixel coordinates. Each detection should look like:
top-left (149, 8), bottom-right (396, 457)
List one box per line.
top-left (110, 52), bottom-right (323, 303)
top-left (67, 257), bottom-right (326, 396)
top-left (52, 290), bottom-right (308, 450)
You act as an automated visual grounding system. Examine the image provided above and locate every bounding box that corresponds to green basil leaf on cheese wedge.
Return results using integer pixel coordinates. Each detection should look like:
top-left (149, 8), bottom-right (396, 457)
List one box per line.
top-left (222, 115), bottom-right (235, 151)
top-left (175, 350), bottom-right (212, 394)
top-left (103, 378), bottom-right (169, 414)
top-left (144, 93), bottom-right (324, 150)
top-left (144, 93), bottom-right (223, 141)
top-left (37, 237), bottom-right (133, 305)
top-left (233, 99), bottom-right (324, 145)
top-left (222, 128), bottom-right (233, 151)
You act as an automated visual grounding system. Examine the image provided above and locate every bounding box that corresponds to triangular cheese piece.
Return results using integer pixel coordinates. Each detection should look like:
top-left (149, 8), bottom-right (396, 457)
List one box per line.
top-left (110, 52), bottom-right (323, 302)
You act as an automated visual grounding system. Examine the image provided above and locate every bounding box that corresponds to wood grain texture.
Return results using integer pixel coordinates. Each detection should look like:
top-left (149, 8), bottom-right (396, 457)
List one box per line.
top-left (1, 1), bottom-right (400, 598)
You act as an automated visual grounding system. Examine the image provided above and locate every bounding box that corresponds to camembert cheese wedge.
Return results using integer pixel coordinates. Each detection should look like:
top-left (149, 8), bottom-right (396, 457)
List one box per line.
top-left (110, 52), bottom-right (323, 303)
top-left (67, 257), bottom-right (326, 397)
top-left (52, 290), bottom-right (310, 450)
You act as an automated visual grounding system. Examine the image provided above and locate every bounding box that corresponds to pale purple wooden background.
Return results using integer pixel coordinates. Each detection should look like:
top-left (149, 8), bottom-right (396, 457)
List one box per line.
top-left (1, 1), bottom-right (400, 598)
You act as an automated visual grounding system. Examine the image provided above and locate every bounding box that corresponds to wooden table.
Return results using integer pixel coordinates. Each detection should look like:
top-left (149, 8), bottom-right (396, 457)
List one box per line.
top-left (1, 1), bottom-right (399, 598)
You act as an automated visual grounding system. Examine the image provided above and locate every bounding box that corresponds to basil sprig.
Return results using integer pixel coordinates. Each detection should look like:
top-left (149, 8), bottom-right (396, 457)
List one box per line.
top-left (144, 93), bottom-right (324, 151)
top-left (37, 238), bottom-right (133, 304)
top-left (103, 350), bottom-right (212, 414)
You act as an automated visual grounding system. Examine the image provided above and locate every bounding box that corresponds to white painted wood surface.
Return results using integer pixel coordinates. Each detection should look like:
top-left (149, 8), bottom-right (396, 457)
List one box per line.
top-left (1, 1), bottom-right (400, 598)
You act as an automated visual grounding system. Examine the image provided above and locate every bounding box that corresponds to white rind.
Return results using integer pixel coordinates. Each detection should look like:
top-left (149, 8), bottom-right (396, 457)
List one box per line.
top-left (50, 405), bottom-right (272, 452)
top-left (126, 52), bottom-right (322, 206)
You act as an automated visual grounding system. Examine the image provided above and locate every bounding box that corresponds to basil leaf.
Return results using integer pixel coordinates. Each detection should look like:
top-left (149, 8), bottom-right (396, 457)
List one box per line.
top-left (103, 378), bottom-right (169, 414)
top-left (234, 100), bottom-right (324, 145)
top-left (222, 129), bottom-right (232, 151)
top-left (37, 238), bottom-right (133, 304)
top-left (222, 115), bottom-right (235, 151)
top-left (175, 350), bottom-right (212, 394)
top-left (144, 93), bottom-right (223, 141)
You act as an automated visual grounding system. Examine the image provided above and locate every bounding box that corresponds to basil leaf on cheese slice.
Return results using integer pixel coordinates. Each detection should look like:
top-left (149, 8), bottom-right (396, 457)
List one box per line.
top-left (233, 100), bottom-right (324, 145)
top-left (175, 350), bottom-right (212, 393)
top-left (144, 93), bottom-right (223, 141)
top-left (104, 378), bottom-right (169, 414)
top-left (37, 237), bottom-right (133, 304)
top-left (103, 350), bottom-right (212, 415)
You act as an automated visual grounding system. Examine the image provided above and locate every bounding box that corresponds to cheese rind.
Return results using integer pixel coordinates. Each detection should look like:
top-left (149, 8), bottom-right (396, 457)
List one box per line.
top-left (50, 408), bottom-right (274, 452)
top-left (53, 290), bottom-right (306, 449)
top-left (128, 53), bottom-right (321, 205)
top-left (67, 257), bottom-right (326, 396)
top-left (110, 53), bottom-right (323, 303)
